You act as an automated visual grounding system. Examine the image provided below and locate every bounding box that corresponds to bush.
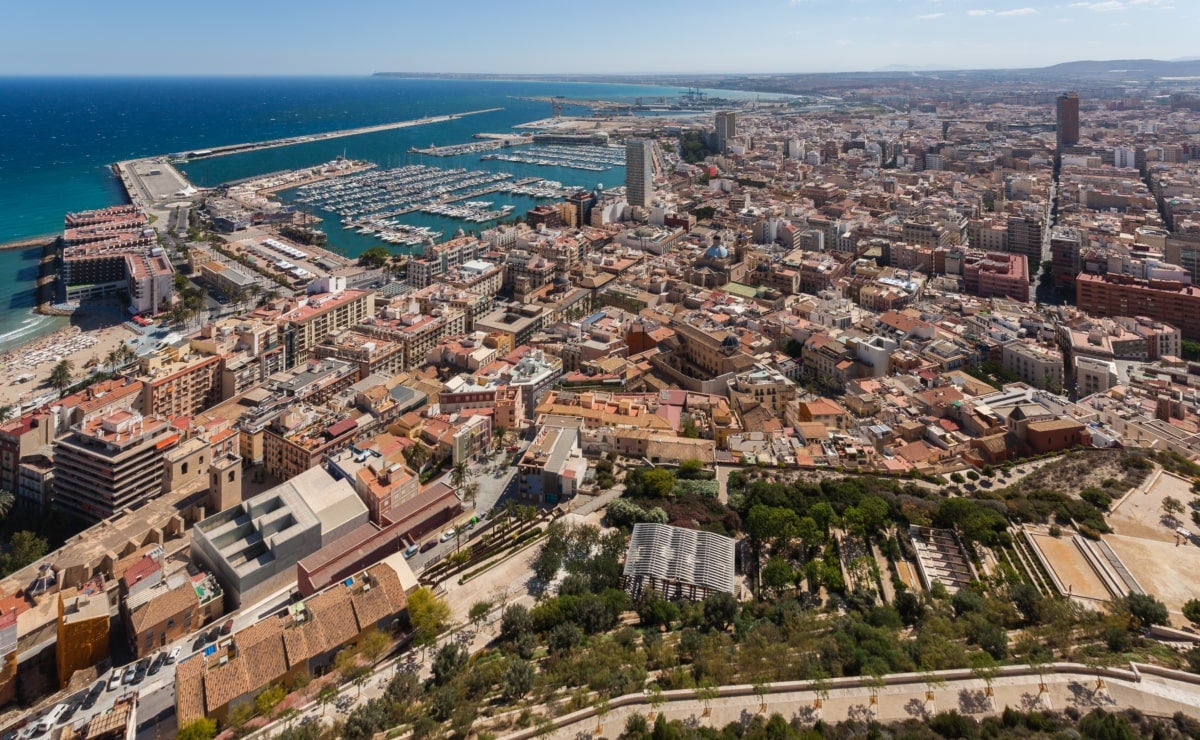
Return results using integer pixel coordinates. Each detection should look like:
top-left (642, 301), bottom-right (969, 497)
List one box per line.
top-left (606, 498), bottom-right (668, 528)
top-left (672, 479), bottom-right (719, 498)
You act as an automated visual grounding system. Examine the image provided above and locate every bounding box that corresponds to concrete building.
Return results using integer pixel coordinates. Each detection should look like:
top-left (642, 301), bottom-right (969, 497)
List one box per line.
top-left (517, 419), bottom-right (588, 506)
top-left (1001, 341), bottom-right (1065, 390)
top-left (279, 283), bottom-right (375, 368)
top-left (715, 111), bottom-right (737, 154)
top-left (190, 466), bottom-right (369, 607)
top-left (56, 585), bottom-right (110, 689)
top-left (625, 139), bottom-right (653, 209)
top-left (52, 411), bottom-right (179, 523)
top-left (727, 365), bottom-right (797, 416)
top-left (962, 251), bottom-right (1030, 302)
top-left (0, 411), bottom-right (56, 510)
top-left (138, 345), bottom-right (222, 419)
top-left (262, 405), bottom-right (358, 482)
top-left (1057, 91), bottom-right (1080, 150)
top-left (1076, 273), bottom-right (1200, 341)
top-left (1075, 355), bottom-right (1119, 397)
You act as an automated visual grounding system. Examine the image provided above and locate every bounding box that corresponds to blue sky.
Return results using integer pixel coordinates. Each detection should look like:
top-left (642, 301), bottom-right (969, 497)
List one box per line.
top-left (2, 0), bottom-right (1194, 75)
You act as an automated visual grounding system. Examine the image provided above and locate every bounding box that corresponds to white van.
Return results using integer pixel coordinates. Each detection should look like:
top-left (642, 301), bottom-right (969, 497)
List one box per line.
top-left (35, 703), bottom-right (68, 732)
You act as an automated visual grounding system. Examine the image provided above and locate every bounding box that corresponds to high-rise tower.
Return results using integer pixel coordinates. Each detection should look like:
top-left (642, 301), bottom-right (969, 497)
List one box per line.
top-left (625, 139), bottom-right (653, 208)
top-left (1056, 92), bottom-right (1080, 150)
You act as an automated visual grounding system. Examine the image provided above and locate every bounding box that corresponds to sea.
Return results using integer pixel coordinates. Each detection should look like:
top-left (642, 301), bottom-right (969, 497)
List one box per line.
top-left (0, 76), bottom-right (766, 352)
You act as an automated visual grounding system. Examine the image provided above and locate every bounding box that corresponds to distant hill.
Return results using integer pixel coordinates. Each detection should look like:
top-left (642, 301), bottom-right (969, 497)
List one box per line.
top-left (1033, 58), bottom-right (1200, 78)
top-left (374, 59), bottom-right (1200, 96)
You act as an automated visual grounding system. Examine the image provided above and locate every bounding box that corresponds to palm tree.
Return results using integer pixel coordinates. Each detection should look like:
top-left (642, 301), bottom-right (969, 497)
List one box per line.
top-left (0, 490), bottom-right (14, 518)
top-left (403, 442), bottom-right (429, 474)
top-left (105, 348), bottom-right (121, 371)
top-left (49, 359), bottom-right (74, 397)
top-left (450, 460), bottom-right (474, 491)
top-left (0, 406), bottom-right (13, 424)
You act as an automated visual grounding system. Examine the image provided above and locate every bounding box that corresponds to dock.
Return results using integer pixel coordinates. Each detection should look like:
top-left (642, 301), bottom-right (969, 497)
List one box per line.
top-left (177, 108), bottom-right (504, 161)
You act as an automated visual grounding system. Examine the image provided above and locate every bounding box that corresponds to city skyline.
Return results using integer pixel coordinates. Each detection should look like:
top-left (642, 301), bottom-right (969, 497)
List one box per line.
top-left (2, 0), bottom-right (1196, 77)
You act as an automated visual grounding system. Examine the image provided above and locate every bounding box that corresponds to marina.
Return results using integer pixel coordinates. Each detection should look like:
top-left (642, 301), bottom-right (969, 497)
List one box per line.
top-left (480, 142), bottom-right (626, 171)
top-left (290, 163), bottom-right (583, 241)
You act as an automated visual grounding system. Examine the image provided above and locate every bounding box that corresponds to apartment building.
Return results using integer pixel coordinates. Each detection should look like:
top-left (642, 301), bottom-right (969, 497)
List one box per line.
top-left (53, 411), bottom-right (179, 523)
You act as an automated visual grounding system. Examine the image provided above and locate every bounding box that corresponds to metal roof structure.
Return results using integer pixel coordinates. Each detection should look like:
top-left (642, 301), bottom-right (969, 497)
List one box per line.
top-left (622, 523), bottom-right (735, 599)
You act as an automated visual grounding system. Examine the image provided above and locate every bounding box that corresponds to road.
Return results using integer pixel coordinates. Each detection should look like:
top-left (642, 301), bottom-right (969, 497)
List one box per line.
top-left (43, 582), bottom-right (300, 737)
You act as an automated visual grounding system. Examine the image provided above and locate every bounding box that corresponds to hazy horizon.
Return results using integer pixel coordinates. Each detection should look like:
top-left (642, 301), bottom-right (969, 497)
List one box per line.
top-left (4, 0), bottom-right (1195, 77)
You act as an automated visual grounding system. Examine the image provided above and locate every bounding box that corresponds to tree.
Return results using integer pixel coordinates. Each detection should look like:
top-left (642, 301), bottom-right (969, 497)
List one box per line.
top-left (49, 359), bottom-right (74, 397)
top-left (702, 592), bottom-right (739, 632)
top-left (593, 697), bottom-right (611, 736)
top-left (760, 557), bottom-right (794, 598)
top-left (408, 586), bottom-right (451, 647)
top-left (500, 603), bottom-right (534, 643)
top-left (316, 684), bottom-right (339, 720)
top-left (502, 658), bottom-right (534, 700)
top-left (634, 467), bottom-right (677, 498)
top-left (1119, 593), bottom-right (1170, 631)
top-left (334, 650), bottom-right (370, 695)
top-left (358, 627), bottom-right (389, 665)
top-left (254, 683), bottom-right (287, 716)
top-left (431, 642), bottom-right (468, 686)
top-left (177, 718), bottom-right (218, 740)
top-left (3, 531), bottom-right (47, 574)
top-left (970, 653), bottom-right (999, 708)
top-left (696, 680), bottom-right (719, 717)
top-left (469, 600), bottom-right (492, 628)
top-left (646, 683), bottom-right (666, 720)
top-left (752, 677), bottom-right (771, 713)
top-left (358, 246), bottom-right (391, 269)
top-left (1163, 496), bottom-right (1185, 524)
top-left (403, 442), bottom-right (430, 473)
top-left (0, 490), bottom-right (13, 519)
top-left (1183, 598), bottom-right (1200, 627)
top-left (450, 460), bottom-right (474, 491)
top-left (678, 458), bottom-right (705, 479)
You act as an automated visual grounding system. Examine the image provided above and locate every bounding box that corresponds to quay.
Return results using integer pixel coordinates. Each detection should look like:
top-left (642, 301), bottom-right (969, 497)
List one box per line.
top-left (176, 107), bottom-right (504, 161)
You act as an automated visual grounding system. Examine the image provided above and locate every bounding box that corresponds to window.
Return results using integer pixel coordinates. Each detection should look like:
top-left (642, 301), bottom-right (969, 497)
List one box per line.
top-left (228, 470), bottom-right (236, 483)
top-left (181, 462), bottom-right (188, 475)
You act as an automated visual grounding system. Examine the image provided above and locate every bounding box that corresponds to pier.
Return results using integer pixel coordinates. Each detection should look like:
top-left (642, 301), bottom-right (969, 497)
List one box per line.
top-left (177, 108), bottom-right (504, 161)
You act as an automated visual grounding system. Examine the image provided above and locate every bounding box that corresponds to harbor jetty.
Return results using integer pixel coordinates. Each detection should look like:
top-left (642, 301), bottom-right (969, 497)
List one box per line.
top-left (173, 108), bottom-right (504, 161)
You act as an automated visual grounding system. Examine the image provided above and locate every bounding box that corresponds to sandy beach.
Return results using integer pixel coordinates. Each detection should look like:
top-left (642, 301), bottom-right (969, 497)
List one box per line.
top-left (0, 314), bottom-right (140, 410)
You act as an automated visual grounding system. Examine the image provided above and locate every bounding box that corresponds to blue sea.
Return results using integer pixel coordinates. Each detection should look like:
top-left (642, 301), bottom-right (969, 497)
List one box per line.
top-left (0, 76), bottom-right (760, 351)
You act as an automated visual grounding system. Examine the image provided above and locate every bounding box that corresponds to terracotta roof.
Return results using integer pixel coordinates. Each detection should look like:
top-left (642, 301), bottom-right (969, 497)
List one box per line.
top-left (129, 582), bottom-right (198, 635)
top-left (239, 627), bottom-right (287, 694)
top-left (204, 653), bottom-right (250, 713)
top-left (307, 586), bottom-right (360, 647)
top-left (174, 656), bottom-right (206, 725)
top-left (282, 617), bottom-right (324, 666)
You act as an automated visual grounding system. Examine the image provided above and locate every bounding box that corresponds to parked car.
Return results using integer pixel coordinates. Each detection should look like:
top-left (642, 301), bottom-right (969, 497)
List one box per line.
top-left (419, 540), bottom-right (436, 553)
top-left (82, 681), bottom-right (104, 709)
top-left (35, 704), bottom-right (68, 733)
top-left (439, 528), bottom-right (456, 542)
top-left (59, 700), bottom-right (80, 723)
top-left (220, 619), bottom-right (234, 636)
top-left (403, 544), bottom-right (419, 559)
top-left (131, 658), bottom-right (150, 685)
top-left (167, 646), bottom-right (182, 664)
top-left (121, 665), bottom-right (137, 686)
top-left (148, 653), bottom-right (166, 676)
top-left (107, 669), bottom-right (123, 692)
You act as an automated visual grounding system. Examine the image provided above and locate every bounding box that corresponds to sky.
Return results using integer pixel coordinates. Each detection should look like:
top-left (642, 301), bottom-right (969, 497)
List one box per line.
top-left (1, 0), bottom-right (1195, 76)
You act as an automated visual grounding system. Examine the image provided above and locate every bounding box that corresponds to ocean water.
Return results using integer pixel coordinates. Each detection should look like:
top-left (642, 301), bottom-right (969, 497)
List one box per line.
top-left (0, 76), bottom-right (757, 351)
